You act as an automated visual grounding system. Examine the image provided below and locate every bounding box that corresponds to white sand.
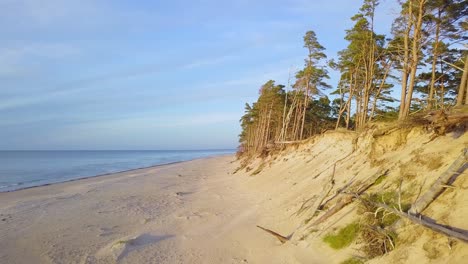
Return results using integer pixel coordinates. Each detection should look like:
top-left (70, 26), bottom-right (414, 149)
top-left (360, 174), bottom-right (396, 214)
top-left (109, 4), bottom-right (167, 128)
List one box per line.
top-left (2, 127), bottom-right (467, 264)
top-left (0, 155), bottom-right (324, 264)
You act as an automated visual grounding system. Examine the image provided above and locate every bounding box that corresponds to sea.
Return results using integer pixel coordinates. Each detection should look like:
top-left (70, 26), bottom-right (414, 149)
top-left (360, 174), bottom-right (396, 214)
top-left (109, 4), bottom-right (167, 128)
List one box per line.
top-left (0, 150), bottom-right (234, 192)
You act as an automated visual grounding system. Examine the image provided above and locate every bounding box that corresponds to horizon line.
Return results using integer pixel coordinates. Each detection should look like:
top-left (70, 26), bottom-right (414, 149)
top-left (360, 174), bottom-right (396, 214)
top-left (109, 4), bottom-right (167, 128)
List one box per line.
top-left (0, 149), bottom-right (236, 152)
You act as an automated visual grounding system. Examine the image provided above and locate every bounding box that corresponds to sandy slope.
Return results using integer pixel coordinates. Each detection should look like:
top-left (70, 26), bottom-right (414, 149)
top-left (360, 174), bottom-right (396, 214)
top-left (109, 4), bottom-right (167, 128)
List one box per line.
top-left (0, 155), bottom-right (325, 264)
top-left (239, 125), bottom-right (468, 264)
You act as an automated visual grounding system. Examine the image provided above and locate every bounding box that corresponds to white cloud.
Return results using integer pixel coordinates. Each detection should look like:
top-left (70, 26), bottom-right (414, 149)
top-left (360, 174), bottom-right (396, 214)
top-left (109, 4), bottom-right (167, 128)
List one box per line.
top-left (0, 52), bottom-right (242, 111)
top-left (0, 43), bottom-right (80, 77)
top-left (53, 112), bottom-right (240, 138)
top-left (0, 0), bottom-right (98, 26)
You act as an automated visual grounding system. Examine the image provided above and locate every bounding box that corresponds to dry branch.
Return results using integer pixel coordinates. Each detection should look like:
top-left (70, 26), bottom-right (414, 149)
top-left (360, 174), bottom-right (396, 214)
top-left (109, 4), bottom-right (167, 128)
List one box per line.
top-left (321, 179), bottom-right (355, 210)
top-left (356, 195), bottom-right (468, 243)
top-left (309, 164), bottom-right (336, 217)
top-left (309, 172), bottom-right (385, 227)
top-left (275, 139), bottom-right (310, 144)
top-left (256, 225), bottom-right (289, 244)
top-left (294, 195), bottom-right (317, 216)
top-left (409, 148), bottom-right (467, 215)
top-left (310, 195), bottom-right (354, 226)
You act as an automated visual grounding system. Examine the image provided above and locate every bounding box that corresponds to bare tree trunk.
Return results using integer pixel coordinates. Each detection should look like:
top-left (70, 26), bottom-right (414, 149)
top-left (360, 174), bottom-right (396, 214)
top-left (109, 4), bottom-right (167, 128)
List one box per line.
top-left (279, 69), bottom-right (294, 142)
top-left (346, 74), bottom-right (356, 129)
top-left (336, 71), bottom-right (354, 129)
top-left (356, 84), bottom-right (363, 128)
top-left (428, 10), bottom-right (441, 109)
top-left (362, 29), bottom-right (376, 126)
top-left (403, 0), bottom-right (426, 118)
top-left (399, 1), bottom-right (413, 120)
top-left (440, 61), bottom-right (445, 108)
top-left (369, 61), bottom-right (392, 122)
top-left (280, 94), bottom-right (288, 142)
top-left (456, 55), bottom-right (468, 106)
top-left (300, 82), bottom-right (310, 139)
top-left (308, 175), bottom-right (380, 227)
top-left (264, 104), bottom-right (273, 147)
top-left (346, 100), bottom-right (351, 129)
top-left (292, 101), bottom-right (301, 141)
top-left (465, 78), bottom-right (468, 105)
top-left (335, 78), bottom-right (346, 129)
top-left (409, 149), bottom-right (467, 215)
top-left (358, 195), bottom-right (468, 243)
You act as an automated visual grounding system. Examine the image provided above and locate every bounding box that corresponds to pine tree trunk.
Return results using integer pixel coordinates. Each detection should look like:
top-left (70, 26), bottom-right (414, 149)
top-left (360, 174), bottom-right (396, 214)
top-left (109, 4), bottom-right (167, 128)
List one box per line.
top-left (346, 72), bottom-right (356, 129)
top-left (363, 31), bottom-right (375, 126)
top-left (456, 54), bottom-right (468, 106)
top-left (300, 82), bottom-right (310, 139)
top-left (369, 61), bottom-right (392, 122)
top-left (428, 10), bottom-right (441, 109)
top-left (335, 85), bottom-right (344, 129)
top-left (399, 1), bottom-right (413, 120)
top-left (403, 0), bottom-right (426, 118)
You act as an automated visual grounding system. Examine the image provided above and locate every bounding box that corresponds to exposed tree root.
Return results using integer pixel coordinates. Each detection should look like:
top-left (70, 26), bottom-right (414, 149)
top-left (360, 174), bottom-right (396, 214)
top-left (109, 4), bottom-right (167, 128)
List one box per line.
top-left (353, 194), bottom-right (468, 243)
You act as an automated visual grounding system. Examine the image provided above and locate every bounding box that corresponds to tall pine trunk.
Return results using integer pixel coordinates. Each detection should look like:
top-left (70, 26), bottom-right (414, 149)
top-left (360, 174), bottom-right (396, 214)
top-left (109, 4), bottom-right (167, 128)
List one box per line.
top-left (403, 0), bottom-right (425, 118)
top-left (456, 54), bottom-right (468, 106)
top-left (399, 1), bottom-right (413, 120)
top-left (428, 9), bottom-right (441, 109)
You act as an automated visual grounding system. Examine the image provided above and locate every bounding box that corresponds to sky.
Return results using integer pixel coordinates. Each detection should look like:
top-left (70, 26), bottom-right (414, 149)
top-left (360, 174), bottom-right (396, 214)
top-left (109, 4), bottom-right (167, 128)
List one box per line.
top-left (0, 0), bottom-right (400, 150)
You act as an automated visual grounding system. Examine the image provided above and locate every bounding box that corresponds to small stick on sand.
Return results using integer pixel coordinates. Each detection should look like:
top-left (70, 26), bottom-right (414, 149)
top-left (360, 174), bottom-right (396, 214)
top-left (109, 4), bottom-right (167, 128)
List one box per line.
top-left (256, 225), bottom-right (289, 244)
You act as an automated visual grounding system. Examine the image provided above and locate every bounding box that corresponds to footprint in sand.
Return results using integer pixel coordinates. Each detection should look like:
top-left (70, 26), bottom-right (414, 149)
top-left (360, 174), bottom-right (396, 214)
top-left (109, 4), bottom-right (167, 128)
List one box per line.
top-left (96, 233), bottom-right (174, 261)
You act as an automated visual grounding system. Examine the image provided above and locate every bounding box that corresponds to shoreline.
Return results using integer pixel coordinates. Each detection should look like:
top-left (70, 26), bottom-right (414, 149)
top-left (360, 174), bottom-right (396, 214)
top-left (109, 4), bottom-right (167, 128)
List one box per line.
top-left (0, 154), bottom-right (276, 264)
top-left (0, 153), bottom-right (234, 194)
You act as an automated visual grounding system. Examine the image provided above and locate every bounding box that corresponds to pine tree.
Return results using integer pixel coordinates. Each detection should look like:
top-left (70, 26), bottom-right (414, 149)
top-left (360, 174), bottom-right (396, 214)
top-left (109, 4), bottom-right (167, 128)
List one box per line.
top-left (293, 30), bottom-right (330, 139)
top-left (333, 0), bottom-right (393, 128)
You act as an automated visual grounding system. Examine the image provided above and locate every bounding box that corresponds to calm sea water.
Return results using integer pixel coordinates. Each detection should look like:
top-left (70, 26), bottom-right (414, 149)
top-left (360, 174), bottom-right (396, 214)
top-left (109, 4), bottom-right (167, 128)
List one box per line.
top-left (0, 150), bottom-right (234, 192)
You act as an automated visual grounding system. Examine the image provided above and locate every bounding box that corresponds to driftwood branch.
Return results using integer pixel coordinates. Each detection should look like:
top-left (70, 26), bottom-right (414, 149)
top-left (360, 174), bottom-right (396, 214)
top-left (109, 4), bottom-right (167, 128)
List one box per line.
top-left (310, 164), bottom-right (336, 217)
top-left (309, 172), bottom-right (386, 227)
top-left (275, 139), bottom-right (309, 144)
top-left (409, 149), bottom-right (467, 215)
top-left (355, 195), bottom-right (468, 243)
top-left (256, 225), bottom-right (289, 244)
top-left (310, 195), bottom-right (354, 226)
top-left (294, 195), bottom-right (317, 216)
top-left (295, 163), bottom-right (340, 216)
top-left (320, 179), bottom-right (355, 210)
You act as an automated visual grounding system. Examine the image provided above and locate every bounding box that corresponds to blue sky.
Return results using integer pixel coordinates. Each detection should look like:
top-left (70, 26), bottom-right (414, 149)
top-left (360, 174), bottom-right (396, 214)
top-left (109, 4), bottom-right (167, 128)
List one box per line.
top-left (0, 0), bottom-right (399, 150)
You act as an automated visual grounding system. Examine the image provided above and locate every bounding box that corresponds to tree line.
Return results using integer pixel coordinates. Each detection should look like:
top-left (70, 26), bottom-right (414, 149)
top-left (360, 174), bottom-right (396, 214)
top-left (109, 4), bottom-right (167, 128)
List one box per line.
top-left (239, 0), bottom-right (467, 156)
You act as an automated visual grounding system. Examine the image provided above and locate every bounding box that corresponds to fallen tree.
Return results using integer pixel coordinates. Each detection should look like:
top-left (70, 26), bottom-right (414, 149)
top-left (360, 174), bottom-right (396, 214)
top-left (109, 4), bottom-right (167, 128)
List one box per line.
top-left (409, 148), bottom-right (467, 215)
top-left (355, 195), bottom-right (468, 243)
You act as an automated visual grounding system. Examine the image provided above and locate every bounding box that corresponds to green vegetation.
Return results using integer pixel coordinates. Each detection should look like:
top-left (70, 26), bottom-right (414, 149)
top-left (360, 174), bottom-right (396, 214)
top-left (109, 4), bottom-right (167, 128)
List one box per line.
top-left (361, 191), bottom-right (411, 227)
top-left (114, 239), bottom-right (130, 246)
top-left (250, 163), bottom-right (265, 176)
top-left (356, 191), bottom-right (408, 258)
top-left (340, 257), bottom-right (364, 264)
top-left (238, 0), bottom-right (467, 157)
top-left (373, 173), bottom-right (388, 185)
top-left (323, 222), bottom-right (360, 249)
top-left (322, 192), bottom-right (402, 257)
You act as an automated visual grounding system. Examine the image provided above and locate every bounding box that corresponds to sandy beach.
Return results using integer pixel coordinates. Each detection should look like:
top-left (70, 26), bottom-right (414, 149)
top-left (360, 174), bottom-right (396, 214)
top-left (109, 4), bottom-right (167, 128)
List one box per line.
top-left (2, 126), bottom-right (467, 264)
top-left (0, 155), bottom-right (322, 264)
